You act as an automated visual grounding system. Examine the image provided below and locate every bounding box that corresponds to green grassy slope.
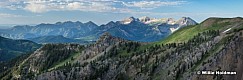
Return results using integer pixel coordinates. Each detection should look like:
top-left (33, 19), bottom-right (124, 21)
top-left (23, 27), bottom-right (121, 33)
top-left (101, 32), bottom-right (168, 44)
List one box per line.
top-left (156, 18), bottom-right (242, 44)
top-left (131, 18), bottom-right (243, 56)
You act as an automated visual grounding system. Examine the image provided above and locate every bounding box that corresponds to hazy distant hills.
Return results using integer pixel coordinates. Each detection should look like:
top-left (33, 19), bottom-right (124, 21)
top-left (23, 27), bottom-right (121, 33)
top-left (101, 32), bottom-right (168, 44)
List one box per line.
top-left (0, 17), bottom-right (197, 43)
top-left (0, 36), bottom-right (41, 61)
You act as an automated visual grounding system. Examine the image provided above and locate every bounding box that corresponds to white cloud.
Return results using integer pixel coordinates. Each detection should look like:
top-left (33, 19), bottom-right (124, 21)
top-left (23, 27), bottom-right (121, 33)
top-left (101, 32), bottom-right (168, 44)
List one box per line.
top-left (123, 1), bottom-right (187, 9)
top-left (65, 1), bottom-right (118, 12)
top-left (0, 13), bottom-right (23, 17)
top-left (0, 0), bottom-right (187, 13)
top-left (3, 0), bottom-right (124, 13)
top-left (67, 2), bottom-right (83, 10)
top-left (24, 2), bottom-right (49, 13)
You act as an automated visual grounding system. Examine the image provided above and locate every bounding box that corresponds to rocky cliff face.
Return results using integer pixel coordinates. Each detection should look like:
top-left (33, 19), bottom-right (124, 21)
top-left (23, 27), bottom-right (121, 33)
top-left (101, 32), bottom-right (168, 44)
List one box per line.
top-left (192, 30), bottom-right (243, 80)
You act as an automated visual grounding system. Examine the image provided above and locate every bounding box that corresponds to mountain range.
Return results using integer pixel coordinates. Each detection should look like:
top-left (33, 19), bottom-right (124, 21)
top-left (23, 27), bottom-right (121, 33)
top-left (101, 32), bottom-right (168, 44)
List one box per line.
top-left (0, 17), bottom-right (243, 80)
top-left (0, 17), bottom-right (197, 43)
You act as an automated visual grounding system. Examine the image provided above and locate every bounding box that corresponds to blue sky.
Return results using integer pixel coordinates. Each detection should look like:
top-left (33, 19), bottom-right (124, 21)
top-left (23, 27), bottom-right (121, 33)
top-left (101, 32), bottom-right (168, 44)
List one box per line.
top-left (0, 0), bottom-right (242, 25)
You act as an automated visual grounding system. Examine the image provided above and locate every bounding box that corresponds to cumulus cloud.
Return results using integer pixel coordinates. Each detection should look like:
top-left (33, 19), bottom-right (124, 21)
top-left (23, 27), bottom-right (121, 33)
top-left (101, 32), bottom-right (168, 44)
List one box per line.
top-left (67, 2), bottom-right (83, 10)
top-left (0, 0), bottom-right (187, 13)
top-left (65, 1), bottom-right (118, 12)
top-left (24, 2), bottom-right (48, 13)
top-left (6, 0), bottom-right (124, 13)
top-left (123, 1), bottom-right (187, 9)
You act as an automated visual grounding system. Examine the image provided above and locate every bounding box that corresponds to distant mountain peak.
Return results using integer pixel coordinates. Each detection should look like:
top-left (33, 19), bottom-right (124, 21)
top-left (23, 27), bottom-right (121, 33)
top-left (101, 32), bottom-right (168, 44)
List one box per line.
top-left (166, 18), bottom-right (176, 24)
top-left (86, 21), bottom-right (94, 24)
top-left (178, 17), bottom-right (194, 22)
top-left (84, 21), bottom-right (98, 26)
top-left (85, 21), bottom-right (93, 24)
top-left (75, 21), bottom-right (83, 24)
top-left (121, 16), bottom-right (139, 24)
top-left (139, 16), bottom-right (153, 23)
top-left (0, 16), bottom-right (198, 42)
top-left (139, 16), bottom-right (149, 19)
top-left (55, 21), bottom-right (83, 25)
top-left (127, 16), bottom-right (136, 19)
top-left (176, 17), bottom-right (197, 25)
top-left (62, 21), bottom-right (75, 25)
top-left (106, 21), bottom-right (116, 25)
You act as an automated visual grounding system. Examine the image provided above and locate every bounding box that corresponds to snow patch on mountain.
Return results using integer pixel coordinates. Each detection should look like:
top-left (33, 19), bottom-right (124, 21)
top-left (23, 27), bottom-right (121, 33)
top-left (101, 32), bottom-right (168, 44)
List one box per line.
top-left (223, 28), bottom-right (232, 33)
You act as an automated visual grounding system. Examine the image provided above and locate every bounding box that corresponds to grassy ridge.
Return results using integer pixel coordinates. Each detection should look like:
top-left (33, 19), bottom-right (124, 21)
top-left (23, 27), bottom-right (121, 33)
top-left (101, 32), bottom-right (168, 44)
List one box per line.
top-left (159, 25), bottom-right (197, 44)
top-left (156, 20), bottom-right (232, 44)
top-left (48, 47), bottom-right (85, 71)
top-left (133, 19), bottom-right (233, 56)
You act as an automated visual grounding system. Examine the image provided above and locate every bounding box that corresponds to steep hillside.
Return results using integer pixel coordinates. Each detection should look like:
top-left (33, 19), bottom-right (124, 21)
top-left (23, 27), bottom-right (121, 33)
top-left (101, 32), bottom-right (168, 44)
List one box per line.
top-left (159, 17), bottom-right (243, 44)
top-left (191, 29), bottom-right (243, 80)
top-left (1, 17), bottom-right (243, 80)
top-left (0, 36), bottom-right (41, 61)
top-left (0, 32), bottom-right (131, 79)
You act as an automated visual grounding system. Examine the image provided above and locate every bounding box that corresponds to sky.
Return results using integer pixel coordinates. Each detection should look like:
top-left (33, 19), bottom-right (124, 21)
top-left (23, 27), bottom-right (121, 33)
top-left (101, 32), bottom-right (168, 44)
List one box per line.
top-left (0, 0), bottom-right (242, 26)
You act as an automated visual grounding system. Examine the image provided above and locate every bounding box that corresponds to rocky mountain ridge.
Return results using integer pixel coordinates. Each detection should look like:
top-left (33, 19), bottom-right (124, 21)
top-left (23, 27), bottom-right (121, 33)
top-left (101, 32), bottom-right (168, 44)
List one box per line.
top-left (0, 17), bottom-right (197, 43)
